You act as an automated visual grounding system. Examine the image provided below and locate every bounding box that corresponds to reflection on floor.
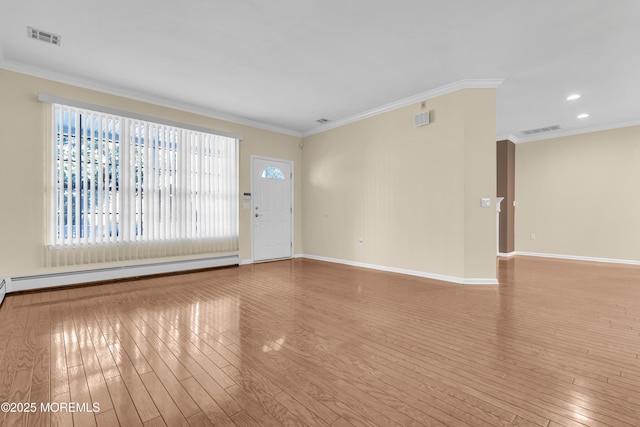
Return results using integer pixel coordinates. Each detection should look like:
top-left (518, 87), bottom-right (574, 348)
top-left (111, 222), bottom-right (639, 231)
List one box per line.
top-left (1, 256), bottom-right (640, 426)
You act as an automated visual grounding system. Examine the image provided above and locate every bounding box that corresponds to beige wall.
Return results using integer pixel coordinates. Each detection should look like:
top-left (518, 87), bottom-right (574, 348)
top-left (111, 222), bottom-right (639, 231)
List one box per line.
top-left (462, 90), bottom-right (499, 278)
top-left (0, 69), bottom-right (498, 282)
top-left (515, 125), bottom-right (640, 260)
top-left (301, 89), bottom-right (497, 280)
top-left (0, 69), bottom-right (302, 277)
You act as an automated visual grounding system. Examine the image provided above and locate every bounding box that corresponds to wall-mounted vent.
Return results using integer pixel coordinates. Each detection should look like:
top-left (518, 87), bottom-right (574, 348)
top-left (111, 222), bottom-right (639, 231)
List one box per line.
top-left (414, 111), bottom-right (430, 127)
top-left (521, 125), bottom-right (561, 136)
top-left (27, 26), bottom-right (61, 46)
top-left (316, 118), bottom-right (330, 124)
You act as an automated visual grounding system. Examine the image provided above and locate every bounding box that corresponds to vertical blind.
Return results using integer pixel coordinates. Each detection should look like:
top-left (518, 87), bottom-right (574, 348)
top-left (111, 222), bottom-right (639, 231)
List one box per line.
top-left (50, 103), bottom-right (239, 248)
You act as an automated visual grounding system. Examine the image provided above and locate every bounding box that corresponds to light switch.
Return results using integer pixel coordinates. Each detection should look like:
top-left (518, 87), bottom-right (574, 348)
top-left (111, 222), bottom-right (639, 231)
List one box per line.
top-left (481, 198), bottom-right (491, 208)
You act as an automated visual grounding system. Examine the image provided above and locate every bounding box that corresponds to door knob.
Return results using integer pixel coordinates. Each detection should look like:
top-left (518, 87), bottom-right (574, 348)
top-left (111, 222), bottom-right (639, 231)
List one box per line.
top-left (255, 213), bottom-right (261, 217)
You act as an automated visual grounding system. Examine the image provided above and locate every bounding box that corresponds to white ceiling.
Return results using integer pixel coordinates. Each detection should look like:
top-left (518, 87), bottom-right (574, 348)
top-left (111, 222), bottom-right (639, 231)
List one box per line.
top-left (1, 0), bottom-right (639, 140)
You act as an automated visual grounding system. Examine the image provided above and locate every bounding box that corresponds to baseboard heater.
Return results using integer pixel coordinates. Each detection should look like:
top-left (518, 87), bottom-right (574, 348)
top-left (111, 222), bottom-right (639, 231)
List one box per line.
top-left (0, 278), bottom-right (7, 305)
top-left (8, 255), bottom-right (240, 293)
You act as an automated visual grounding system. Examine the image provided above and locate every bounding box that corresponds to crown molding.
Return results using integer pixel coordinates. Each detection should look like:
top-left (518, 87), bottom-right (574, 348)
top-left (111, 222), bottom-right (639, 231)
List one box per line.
top-left (302, 78), bottom-right (505, 137)
top-left (5, 57), bottom-right (640, 145)
top-left (512, 119), bottom-right (640, 144)
top-left (2, 58), bottom-right (505, 139)
top-left (0, 59), bottom-right (303, 138)
top-left (496, 134), bottom-right (520, 143)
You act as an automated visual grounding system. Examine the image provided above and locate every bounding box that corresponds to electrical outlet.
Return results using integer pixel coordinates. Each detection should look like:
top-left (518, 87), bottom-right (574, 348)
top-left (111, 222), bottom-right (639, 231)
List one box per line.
top-left (530, 233), bottom-right (536, 240)
top-left (357, 238), bottom-right (363, 245)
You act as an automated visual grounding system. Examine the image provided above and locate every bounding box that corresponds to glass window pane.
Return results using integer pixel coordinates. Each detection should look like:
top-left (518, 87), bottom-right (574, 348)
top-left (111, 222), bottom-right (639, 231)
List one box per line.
top-left (261, 166), bottom-right (285, 180)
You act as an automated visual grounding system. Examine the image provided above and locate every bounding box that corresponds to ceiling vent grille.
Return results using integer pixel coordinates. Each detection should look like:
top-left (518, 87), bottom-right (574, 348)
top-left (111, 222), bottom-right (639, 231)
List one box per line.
top-left (521, 125), bottom-right (561, 136)
top-left (27, 26), bottom-right (61, 46)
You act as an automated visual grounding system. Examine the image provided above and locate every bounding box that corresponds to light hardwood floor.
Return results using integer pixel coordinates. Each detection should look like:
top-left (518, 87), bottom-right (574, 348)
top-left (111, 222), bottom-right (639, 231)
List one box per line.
top-left (1, 256), bottom-right (640, 426)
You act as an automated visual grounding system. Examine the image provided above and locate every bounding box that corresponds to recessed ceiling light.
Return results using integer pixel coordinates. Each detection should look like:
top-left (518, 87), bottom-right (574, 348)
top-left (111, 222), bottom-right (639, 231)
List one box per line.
top-left (577, 113), bottom-right (590, 119)
top-left (566, 94), bottom-right (581, 101)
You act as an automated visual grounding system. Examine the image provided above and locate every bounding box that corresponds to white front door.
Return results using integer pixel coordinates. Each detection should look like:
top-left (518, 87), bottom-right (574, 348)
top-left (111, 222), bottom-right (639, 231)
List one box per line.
top-left (252, 157), bottom-right (292, 262)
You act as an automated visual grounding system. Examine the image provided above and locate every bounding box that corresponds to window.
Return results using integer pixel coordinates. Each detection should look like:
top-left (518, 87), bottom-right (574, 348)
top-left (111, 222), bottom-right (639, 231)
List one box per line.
top-left (50, 103), bottom-right (238, 247)
top-left (261, 166), bottom-right (285, 180)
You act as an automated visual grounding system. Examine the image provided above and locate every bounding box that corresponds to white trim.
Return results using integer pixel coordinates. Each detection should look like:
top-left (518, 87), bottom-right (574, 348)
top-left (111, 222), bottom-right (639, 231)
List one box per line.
top-left (301, 254), bottom-right (498, 285)
top-left (515, 251), bottom-right (640, 266)
top-left (497, 252), bottom-right (517, 257)
top-left (0, 59), bottom-right (302, 138)
top-left (511, 120), bottom-right (640, 144)
top-left (462, 278), bottom-right (499, 286)
top-left (496, 134), bottom-right (520, 143)
top-left (5, 60), bottom-right (507, 139)
top-left (38, 93), bottom-right (243, 140)
top-left (250, 156), bottom-right (295, 262)
top-left (240, 254), bottom-right (308, 265)
top-left (9, 255), bottom-right (239, 293)
top-left (302, 79), bottom-right (504, 137)
top-left (8, 56), bottom-right (640, 144)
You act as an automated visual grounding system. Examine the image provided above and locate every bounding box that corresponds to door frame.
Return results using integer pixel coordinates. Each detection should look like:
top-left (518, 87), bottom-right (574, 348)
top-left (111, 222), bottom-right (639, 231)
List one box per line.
top-left (250, 155), bottom-right (294, 263)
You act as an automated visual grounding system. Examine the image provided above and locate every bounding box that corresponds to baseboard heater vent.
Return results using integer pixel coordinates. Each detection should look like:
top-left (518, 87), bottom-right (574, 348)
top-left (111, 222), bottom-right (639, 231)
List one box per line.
top-left (9, 255), bottom-right (239, 293)
top-left (0, 278), bottom-right (7, 306)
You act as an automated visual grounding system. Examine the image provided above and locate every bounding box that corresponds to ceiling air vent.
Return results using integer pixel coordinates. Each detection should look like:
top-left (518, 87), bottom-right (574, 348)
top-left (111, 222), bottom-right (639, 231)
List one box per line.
top-left (27, 26), bottom-right (61, 46)
top-left (316, 118), bottom-right (330, 124)
top-left (521, 125), bottom-right (561, 136)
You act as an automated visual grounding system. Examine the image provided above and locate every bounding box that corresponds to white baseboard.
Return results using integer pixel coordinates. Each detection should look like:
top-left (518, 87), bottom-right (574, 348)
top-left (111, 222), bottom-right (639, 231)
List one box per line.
top-left (497, 252), bottom-right (517, 257)
top-left (515, 251), bottom-right (640, 266)
top-left (9, 255), bottom-right (240, 293)
top-left (240, 254), bottom-right (304, 265)
top-left (300, 254), bottom-right (498, 285)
